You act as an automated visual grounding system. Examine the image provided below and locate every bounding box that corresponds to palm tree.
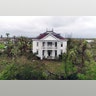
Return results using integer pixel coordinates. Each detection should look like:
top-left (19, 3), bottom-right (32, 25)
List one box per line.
top-left (6, 33), bottom-right (10, 39)
top-left (1, 35), bottom-right (3, 39)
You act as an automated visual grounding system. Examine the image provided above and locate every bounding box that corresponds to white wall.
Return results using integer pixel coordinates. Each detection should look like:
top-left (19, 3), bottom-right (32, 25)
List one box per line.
top-left (32, 39), bottom-right (67, 59)
top-left (33, 40), bottom-right (43, 59)
top-left (57, 41), bottom-right (61, 56)
top-left (32, 40), bottom-right (37, 53)
top-left (62, 41), bottom-right (67, 53)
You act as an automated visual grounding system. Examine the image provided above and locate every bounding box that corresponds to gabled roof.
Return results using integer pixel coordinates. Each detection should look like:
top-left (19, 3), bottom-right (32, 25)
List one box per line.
top-left (34, 31), bottom-right (65, 40)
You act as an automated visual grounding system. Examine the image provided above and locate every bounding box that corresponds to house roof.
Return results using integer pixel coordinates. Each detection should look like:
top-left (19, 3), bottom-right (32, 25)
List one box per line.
top-left (34, 31), bottom-right (65, 40)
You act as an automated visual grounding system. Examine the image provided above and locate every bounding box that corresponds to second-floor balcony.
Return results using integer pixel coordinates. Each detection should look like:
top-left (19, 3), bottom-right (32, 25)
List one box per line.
top-left (42, 46), bottom-right (57, 49)
top-left (42, 42), bottom-right (57, 49)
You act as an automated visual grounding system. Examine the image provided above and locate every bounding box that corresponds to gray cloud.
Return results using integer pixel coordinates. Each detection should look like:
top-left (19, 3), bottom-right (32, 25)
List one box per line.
top-left (0, 16), bottom-right (96, 38)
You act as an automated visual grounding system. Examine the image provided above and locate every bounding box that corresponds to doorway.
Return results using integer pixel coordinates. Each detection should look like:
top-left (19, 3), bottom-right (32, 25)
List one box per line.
top-left (48, 50), bottom-right (52, 57)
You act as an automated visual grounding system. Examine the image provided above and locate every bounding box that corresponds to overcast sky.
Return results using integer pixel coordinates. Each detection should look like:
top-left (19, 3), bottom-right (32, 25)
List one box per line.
top-left (0, 16), bottom-right (96, 38)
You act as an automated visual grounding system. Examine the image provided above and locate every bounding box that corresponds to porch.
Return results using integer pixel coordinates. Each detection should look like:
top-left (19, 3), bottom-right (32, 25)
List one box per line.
top-left (42, 50), bottom-right (58, 59)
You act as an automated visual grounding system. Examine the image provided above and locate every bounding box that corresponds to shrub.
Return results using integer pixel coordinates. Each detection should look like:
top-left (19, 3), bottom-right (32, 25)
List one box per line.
top-left (0, 60), bottom-right (46, 80)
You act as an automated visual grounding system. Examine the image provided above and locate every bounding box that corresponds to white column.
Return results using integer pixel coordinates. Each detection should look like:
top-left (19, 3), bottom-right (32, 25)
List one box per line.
top-left (40, 50), bottom-right (43, 60)
top-left (45, 42), bottom-right (47, 49)
top-left (52, 50), bottom-right (55, 59)
top-left (52, 42), bottom-right (55, 49)
top-left (45, 50), bottom-right (48, 58)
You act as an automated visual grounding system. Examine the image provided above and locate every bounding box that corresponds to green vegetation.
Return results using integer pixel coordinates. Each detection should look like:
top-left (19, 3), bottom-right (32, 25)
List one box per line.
top-left (0, 43), bottom-right (5, 49)
top-left (0, 35), bottom-right (96, 80)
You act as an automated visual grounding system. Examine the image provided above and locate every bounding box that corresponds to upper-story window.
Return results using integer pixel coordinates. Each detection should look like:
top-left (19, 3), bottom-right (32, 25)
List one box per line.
top-left (61, 43), bottom-right (63, 47)
top-left (43, 42), bottom-right (45, 46)
top-left (55, 42), bottom-right (57, 47)
top-left (48, 42), bottom-right (52, 46)
top-left (37, 42), bottom-right (38, 46)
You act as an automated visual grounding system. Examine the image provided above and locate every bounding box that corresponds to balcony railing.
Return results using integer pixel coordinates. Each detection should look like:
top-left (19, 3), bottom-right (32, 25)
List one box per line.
top-left (42, 46), bottom-right (57, 49)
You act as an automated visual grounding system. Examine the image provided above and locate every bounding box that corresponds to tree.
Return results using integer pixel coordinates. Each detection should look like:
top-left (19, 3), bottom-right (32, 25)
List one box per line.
top-left (6, 33), bottom-right (10, 39)
top-left (0, 35), bottom-right (3, 39)
top-left (62, 48), bottom-right (78, 79)
top-left (61, 39), bottom-right (96, 79)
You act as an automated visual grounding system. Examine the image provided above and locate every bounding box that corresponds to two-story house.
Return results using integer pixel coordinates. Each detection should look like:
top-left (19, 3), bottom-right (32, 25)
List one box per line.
top-left (32, 30), bottom-right (67, 60)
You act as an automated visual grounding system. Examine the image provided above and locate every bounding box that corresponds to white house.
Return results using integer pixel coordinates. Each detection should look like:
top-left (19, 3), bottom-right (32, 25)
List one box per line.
top-left (32, 30), bottom-right (67, 60)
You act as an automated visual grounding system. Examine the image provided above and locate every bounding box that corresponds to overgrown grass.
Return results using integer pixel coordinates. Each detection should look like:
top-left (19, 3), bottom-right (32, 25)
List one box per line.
top-left (0, 56), bottom-right (64, 80)
top-left (42, 60), bottom-right (64, 74)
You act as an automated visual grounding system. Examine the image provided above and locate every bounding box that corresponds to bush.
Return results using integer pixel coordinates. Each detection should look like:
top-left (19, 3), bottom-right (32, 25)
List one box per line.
top-left (0, 61), bottom-right (46, 80)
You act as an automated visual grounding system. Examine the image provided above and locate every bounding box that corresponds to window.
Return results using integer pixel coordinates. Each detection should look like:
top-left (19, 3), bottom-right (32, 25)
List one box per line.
top-left (43, 42), bottom-right (45, 46)
top-left (55, 42), bottom-right (57, 47)
top-left (48, 42), bottom-right (52, 46)
top-left (43, 50), bottom-right (44, 56)
top-left (37, 50), bottom-right (38, 54)
top-left (37, 42), bottom-right (38, 46)
top-left (61, 50), bottom-right (63, 54)
top-left (55, 50), bottom-right (57, 57)
top-left (61, 43), bottom-right (63, 47)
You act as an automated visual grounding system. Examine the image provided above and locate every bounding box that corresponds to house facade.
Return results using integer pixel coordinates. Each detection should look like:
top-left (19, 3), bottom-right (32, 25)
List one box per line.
top-left (32, 30), bottom-right (67, 60)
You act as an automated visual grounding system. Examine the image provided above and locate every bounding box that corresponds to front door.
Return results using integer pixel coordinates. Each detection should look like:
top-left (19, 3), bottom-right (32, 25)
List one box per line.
top-left (48, 50), bottom-right (52, 56)
top-left (47, 50), bottom-right (52, 59)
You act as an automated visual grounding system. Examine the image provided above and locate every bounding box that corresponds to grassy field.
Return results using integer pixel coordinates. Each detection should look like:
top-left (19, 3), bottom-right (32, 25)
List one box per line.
top-left (42, 60), bottom-right (64, 74)
top-left (0, 56), bottom-right (64, 75)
